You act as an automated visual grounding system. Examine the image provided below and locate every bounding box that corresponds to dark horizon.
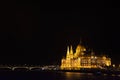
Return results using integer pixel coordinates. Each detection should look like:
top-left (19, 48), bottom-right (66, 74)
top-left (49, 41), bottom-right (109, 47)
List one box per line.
top-left (0, 3), bottom-right (120, 66)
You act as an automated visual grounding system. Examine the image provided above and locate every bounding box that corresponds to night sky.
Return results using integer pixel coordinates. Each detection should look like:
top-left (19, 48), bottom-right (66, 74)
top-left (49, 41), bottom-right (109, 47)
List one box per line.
top-left (0, 2), bottom-right (120, 65)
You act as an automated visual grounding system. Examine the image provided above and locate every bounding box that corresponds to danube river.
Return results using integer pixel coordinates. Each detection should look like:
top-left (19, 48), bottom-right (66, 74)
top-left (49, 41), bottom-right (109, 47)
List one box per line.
top-left (0, 71), bottom-right (120, 80)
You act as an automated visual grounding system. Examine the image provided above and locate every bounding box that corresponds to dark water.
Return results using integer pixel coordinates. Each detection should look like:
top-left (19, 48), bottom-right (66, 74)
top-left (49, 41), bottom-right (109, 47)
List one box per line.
top-left (0, 71), bottom-right (120, 80)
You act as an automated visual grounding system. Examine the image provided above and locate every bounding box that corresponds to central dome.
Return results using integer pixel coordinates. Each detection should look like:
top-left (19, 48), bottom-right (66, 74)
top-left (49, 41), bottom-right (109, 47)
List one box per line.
top-left (76, 44), bottom-right (86, 52)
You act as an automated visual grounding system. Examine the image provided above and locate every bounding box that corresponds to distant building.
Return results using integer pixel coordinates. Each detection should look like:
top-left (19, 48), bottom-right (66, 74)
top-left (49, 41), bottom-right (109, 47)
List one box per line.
top-left (60, 43), bottom-right (111, 70)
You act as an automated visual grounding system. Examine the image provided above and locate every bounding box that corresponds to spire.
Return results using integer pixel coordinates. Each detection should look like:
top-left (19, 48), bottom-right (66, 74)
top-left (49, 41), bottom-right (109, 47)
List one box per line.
top-left (67, 46), bottom-right (69, 55)
top-left (70, 45), bottom-right (73, 54)
top-left (79, 38), bottom-right (82, 45)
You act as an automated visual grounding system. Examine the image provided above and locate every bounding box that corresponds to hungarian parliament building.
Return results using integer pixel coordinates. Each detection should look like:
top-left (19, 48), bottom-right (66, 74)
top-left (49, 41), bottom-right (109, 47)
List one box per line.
top-left (60, 43), bottom-right (111, 70)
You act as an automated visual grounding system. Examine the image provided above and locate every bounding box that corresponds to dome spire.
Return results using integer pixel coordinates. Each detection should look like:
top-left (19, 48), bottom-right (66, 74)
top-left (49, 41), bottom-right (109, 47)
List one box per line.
top-left (79, 38), bottom-right (82, 45)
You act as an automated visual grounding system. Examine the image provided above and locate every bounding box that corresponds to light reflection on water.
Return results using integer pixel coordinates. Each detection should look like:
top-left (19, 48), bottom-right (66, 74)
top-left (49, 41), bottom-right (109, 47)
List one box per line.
top-left (63, 72), bottom-right (94, 80)
top-left (58, 72), bottom-right (120, 80)
top-left (0, 71), bottom-right (120, 80)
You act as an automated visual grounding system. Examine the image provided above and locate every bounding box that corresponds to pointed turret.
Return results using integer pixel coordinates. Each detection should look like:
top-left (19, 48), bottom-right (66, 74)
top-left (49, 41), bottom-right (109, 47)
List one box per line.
top-left (67, 46), bottom-right (69, 55)
top-left (70, 45), bottom-right (73, 54)
top-left (70, 45), bottom-right (73, 58)
top-left (66, 46), bottom-right (70, 59)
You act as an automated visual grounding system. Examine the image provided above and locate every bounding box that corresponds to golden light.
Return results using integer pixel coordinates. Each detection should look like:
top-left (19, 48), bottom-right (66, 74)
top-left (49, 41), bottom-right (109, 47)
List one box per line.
top-left (113, 64), bottom-right (115, 67)
top-left (102, 56), bottom-right (106, 59)
top-left (91, 56), bottom-right (94, 59)
top-left (94, 56), bottom-right (97, 59)
top-left (106, 61), bottom-right (111, 66)
top-left (60, 43), bottom-right (112, 70)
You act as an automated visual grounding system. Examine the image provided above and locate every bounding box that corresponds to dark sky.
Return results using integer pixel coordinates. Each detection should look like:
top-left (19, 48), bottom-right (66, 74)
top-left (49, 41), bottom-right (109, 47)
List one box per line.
top-left (1, 2), bottom-right (120, 65)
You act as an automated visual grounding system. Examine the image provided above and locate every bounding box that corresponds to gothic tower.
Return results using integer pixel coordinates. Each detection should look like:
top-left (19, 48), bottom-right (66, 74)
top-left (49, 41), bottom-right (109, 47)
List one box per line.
top-left (66, 46), bottom-right (70, 58)
top-left (69, 45), bottom-right (73, 58)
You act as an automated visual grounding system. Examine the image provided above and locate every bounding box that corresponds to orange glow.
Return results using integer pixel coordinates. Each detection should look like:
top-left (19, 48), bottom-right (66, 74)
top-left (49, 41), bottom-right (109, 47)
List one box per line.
top-left (60, 44), bottom-right (111, 70)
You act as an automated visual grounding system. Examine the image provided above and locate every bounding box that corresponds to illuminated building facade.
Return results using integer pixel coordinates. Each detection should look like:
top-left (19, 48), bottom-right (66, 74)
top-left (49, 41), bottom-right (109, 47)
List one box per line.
top-left (61, 44), bottom-right (111, 70)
